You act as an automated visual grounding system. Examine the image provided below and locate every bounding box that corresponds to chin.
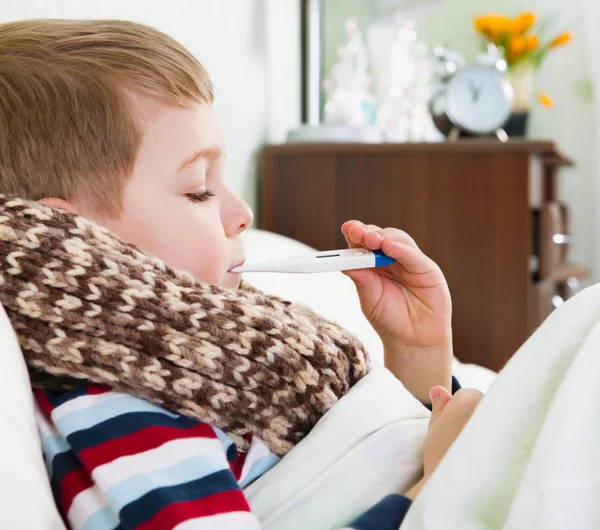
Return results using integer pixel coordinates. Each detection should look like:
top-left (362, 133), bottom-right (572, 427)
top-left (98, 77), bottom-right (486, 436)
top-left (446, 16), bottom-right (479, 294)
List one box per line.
top-left (223, 271), bottom-right (242, 289)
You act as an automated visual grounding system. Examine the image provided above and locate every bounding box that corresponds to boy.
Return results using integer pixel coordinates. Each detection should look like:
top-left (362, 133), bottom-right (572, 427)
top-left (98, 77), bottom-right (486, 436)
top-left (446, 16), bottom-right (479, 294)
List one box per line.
top-left (0, 19), bottom-right (477, 529)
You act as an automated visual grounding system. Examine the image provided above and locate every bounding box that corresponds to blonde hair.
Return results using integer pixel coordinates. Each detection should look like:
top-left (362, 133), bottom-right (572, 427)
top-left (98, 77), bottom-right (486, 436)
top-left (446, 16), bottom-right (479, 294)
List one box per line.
top-left (0, 19), bottom-right (213, 215)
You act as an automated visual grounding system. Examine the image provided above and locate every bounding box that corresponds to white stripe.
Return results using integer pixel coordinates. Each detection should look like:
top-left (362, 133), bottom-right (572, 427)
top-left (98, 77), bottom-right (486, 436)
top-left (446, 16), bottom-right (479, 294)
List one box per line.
top-left (67, 486), bottom-right (113, 530)
top-left (51, 391), bottom-right (124, 421)
top-left (35, 404), bottom-right (70, 476)
top-left (92, 437), bottom-right (227, 492)
top-left (104, 454), bottom-right (229, 513)
top-left (174, 511), bottom-right (261, 530)
top-left (238, 438), bottom-right (279, 487)
top-left (212, 426), bottom-right (235, 454)
top-left (54, 394), bottom-right (178, 437)
top-left (34, 401), bottom-right (57, 436)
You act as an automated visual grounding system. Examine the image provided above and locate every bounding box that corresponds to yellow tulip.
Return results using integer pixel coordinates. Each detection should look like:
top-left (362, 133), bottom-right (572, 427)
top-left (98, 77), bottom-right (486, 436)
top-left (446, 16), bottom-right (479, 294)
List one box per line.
top-left (526, 34), bottom-right (539, 51)
top-left (537, 91), bottom-right (554, 108)
top-left (514, 12), bottom-right (536, 34)
top-left (550, 32), bottom-right (572, 48)
top-left (508, 36), bottom-right (527, 58)
top-left (487, 14), bottom-right (510, 43)
top-left (474, 16), bottom-right (489, 35)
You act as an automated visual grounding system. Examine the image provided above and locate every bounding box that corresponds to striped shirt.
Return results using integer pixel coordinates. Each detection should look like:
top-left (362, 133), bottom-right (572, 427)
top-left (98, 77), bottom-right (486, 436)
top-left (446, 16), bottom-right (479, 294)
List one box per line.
top-left (34, 386), bottom-right (413, 530)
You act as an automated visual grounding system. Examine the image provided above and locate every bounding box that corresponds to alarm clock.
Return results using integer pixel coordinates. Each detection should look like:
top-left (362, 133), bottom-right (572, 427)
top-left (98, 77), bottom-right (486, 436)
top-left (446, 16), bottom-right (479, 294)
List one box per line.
top-left (429, 46), bottom-right (514, 140)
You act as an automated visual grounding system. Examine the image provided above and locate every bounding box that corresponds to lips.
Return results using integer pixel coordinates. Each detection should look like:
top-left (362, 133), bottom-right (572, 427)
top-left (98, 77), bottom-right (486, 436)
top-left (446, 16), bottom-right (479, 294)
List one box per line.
top-left (228, 260), bottom-right (245, 273)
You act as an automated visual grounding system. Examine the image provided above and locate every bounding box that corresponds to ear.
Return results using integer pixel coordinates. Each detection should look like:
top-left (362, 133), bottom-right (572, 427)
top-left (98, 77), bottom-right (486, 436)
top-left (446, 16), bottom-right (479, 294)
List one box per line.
top-left (37, 197), bottom-right (79, 215)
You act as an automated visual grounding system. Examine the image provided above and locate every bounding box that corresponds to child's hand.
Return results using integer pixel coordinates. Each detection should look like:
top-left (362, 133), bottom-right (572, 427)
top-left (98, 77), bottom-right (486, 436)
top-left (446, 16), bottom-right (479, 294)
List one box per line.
top-left (341, 220), bottom-right (452, 349)
top-left (422, 386), bottom-right (482, 478)
top-left (404, 386), bottom-right (482, 500)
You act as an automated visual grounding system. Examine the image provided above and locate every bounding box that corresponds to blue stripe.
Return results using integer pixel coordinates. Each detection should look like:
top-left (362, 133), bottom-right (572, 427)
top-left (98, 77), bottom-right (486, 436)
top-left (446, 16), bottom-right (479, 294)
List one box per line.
top-left (80, 505), bottom-right (120, 530)
top-left (105, 454), bottom-right (229, 513)
top-left (67, 411), bottom-right (201, 453)
top-left (50, 449), bottom-right (83, 493)
top-left (239, 453), bottom-right (280, 488)
top-left (43, 387), bottom-right (92, 408)
top-left (349, 494), bottom-right (412, 530)
top-left (40, 432), bottom-right (71, 477)
top-left (119, 469), bottom-right (240, 528)
top-left (54, 395), bottom-right (179, 437)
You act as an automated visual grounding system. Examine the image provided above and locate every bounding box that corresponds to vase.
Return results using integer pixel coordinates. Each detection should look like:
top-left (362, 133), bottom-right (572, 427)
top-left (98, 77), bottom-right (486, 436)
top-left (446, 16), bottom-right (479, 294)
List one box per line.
top-left (504, 112), bottom-right (529, 137)
top-left (507, 61), bottom-right (536, 113)
top-left (505, 61), bottom-right (536, 137)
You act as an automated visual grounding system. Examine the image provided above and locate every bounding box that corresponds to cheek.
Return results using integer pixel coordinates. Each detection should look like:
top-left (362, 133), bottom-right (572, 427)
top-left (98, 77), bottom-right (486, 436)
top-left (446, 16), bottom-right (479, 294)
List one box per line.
top-left (126, 203), bottom-right (228, 284)
top-left (93, 189), bottom-right (229, 285)
top-left (176, 229), bottom-right (228, 284)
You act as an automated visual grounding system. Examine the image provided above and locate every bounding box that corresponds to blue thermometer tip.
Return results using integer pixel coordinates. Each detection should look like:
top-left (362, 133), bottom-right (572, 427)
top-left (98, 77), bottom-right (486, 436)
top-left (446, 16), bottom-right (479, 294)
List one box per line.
top-left (373, 249), bottom-right (395, 267)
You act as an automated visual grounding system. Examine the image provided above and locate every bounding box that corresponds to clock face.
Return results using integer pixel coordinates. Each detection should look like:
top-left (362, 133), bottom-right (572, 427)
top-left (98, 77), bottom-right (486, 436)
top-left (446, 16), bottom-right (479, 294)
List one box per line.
top-left (446, 65), bottom-right (513, 134)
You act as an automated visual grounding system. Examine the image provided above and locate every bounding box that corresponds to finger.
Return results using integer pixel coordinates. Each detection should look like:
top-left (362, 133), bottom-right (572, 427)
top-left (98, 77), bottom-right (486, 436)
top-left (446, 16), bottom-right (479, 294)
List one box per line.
top-left (429, 386), bottom-right (452, 424)
top-left (341, 220), bottom-right (364, 238)
top-left (378, 227), bottom-right (419, 249)
top-left (380, 239), bottom-right (438, 275)
top-left (345, 223), bottom-right (382, 248)
top-left (442, 389), bottom-right (483, 425)
top-left (451, 389), bottom-right (484, 412)
top-left (341, 220), bottom-right (367, 249)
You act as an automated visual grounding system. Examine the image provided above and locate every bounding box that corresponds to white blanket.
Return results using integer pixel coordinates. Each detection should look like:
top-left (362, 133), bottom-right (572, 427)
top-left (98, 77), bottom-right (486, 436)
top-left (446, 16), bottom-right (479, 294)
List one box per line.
top-left (404, 283), bottom-right (600, 530)
top-left (247, 284), bottom-right (600, 530)
top-left (245, 364), bottom-right (430, 529)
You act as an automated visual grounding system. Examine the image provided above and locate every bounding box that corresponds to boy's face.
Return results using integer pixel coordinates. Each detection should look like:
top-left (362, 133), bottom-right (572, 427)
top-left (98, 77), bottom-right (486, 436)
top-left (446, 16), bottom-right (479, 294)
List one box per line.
top-left (79, 102), bottom-right (253, 289)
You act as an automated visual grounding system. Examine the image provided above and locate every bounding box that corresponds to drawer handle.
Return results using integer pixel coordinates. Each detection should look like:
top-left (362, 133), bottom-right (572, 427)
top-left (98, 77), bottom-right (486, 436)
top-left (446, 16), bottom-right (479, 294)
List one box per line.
top-left (552, 233), bottom-right (570, 245)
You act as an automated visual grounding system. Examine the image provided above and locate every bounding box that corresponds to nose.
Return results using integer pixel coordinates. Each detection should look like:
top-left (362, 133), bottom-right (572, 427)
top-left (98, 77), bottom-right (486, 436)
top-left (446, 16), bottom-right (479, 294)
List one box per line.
top-left (223, 188), bottom-right (254, 237)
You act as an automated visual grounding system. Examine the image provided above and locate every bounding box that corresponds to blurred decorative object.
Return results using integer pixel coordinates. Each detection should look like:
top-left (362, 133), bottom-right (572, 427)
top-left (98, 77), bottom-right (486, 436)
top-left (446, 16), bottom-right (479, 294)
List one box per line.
top-left (368, 0), bottom-right (445, 142)
top-left (376, 22), bottom-right (441, 142)
top-left (473, 11), bottom-right (572, 122)
top-left (429, 45), bottom-right (513, 140)
top-left (288, 0), bottom-right (445, 143)
top-left (368, 0), bottom-right (443, 26)
top-left (322, 18), bottom-right (376, 128)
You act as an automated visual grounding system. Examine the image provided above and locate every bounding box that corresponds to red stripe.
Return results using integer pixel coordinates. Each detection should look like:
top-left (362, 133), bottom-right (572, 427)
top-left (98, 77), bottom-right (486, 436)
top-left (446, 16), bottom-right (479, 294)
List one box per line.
top-left (34, 390), bottom-right (55, 418)
top-left (136, 490), bottom-right (251, 530)
top-left (230, 451), bottom-right (248, 481)
top-left (79, 422), bottom-right (218, 471)
top-left (60, 467), bottom-right (94, 514)
top-left (86, 385), bottom-right (112, 395)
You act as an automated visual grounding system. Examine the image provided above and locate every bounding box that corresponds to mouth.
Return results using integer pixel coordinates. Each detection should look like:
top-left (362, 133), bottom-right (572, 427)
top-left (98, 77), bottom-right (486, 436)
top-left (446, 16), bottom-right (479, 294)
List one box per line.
top-left (228, 260), bottom-right (245, 273)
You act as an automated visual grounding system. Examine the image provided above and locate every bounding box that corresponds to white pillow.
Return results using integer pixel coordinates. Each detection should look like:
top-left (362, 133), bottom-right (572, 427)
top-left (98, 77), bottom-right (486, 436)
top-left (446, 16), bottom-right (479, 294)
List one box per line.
top-left (0, 304), bottom-right (65, 530)
top-left (242, 228), bottom-right (496, 392)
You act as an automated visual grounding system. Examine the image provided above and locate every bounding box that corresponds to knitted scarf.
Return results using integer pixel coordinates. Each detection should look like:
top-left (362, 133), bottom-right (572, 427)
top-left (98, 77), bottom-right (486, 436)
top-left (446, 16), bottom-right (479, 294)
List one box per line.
top-left (0, 195), bottom-right (370, 455)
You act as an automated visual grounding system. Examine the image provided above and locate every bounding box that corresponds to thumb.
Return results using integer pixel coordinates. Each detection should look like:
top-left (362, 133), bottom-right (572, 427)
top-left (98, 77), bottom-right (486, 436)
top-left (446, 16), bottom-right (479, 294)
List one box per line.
top-left (428, 386), bottom-right (452, 427)
top-left (342, 269), bottom-right (376, 294)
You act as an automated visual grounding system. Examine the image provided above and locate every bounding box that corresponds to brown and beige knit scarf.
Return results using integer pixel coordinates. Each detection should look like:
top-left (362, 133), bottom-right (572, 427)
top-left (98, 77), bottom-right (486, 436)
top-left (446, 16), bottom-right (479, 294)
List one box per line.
top-left (0, 195), bottom-right (369, 455)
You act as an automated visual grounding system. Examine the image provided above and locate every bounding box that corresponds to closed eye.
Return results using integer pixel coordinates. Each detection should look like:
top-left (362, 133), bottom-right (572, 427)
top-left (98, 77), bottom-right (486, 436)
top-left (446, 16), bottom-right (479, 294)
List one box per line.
top-left (186, 190), bottom-right (216, 203)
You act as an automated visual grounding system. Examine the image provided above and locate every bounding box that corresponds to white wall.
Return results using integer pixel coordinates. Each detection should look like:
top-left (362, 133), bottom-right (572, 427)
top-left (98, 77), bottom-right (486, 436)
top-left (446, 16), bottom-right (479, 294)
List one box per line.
top-left (0, 0), bottom-right (301, 215)
top-left (582, 0), bottom-right (600, 282)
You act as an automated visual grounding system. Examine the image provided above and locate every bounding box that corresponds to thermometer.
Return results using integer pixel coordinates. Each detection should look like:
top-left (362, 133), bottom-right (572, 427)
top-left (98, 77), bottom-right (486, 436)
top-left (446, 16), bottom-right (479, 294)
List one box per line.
top-left (231, 249), bottom-right (394, 274)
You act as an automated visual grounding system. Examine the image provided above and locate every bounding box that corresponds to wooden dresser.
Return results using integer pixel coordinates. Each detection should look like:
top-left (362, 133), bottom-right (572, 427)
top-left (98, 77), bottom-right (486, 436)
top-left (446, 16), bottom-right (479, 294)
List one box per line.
top-left (259, 140), bottom-right (589, 372)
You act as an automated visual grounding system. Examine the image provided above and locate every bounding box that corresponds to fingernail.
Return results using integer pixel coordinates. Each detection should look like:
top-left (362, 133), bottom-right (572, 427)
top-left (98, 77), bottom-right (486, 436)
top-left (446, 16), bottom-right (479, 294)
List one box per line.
top-left (429, 387), bottom-right (441, 402)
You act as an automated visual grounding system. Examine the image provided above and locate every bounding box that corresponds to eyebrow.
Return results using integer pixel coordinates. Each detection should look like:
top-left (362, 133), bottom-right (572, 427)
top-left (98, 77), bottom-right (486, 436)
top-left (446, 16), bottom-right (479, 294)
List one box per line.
top-left (177, 145), bottom-right (223, 172)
